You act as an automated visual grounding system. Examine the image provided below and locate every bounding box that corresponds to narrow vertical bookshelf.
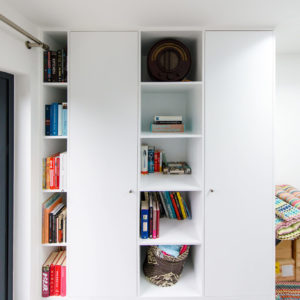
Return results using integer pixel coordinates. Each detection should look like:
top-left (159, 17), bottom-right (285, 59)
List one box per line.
top-left (39, 30), bottom-right (68, 299)
top-left (137, 30), bottom-right (204, 297)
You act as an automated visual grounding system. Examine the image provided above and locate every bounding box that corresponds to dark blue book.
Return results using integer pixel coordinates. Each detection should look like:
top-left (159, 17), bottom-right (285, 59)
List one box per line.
top-left (45, 105), bottom-right (50, 136)
top-left (50, 103), bottom-right (58, 136)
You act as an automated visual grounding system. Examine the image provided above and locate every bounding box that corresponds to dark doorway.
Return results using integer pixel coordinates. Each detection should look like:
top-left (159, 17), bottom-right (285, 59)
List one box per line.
top-left (0, 71), bottom-right (14, 300)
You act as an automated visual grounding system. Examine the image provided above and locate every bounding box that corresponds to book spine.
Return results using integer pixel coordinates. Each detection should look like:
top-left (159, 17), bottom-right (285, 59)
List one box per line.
top-left (42, 266), bottom-right (50, 297)
top-left (156, 200), bottom-right (160, 238)
top-left (62, 49), bottom-right (67, 82)
top-left (54, 156), bottom-right (60, 189)
top-left (141, 208), bottom-right (149, 239)
top-left (170, 193), bottom-right (181, 220)
top-left (54, 265), bottom-right (61, 296)
top-left (58, 104), bottom-right (63, 136)
top-left (154, 115), bottom-right (182, 122)
top-left (148, 147), bottom-right (155, 173)
top-left (46, 157), bottom-right (50, 189)
top-left (43, 51), bottom-right (48, 82)
top-left (42, 158), bottom-right (46, 190)
top-left (177, 192), bottom-right (187, 219)
top-left (51, 51), bottom-right (57, 82)
top-left (60, 265), bottom-right (66, 296)
top-left (160, 151), bottom-right (163, 172)
top-left (45, 105), bottom-right (51, 136)
top-left (151, 124), bottom-right (184, 132)
top-left (57, 50), bottom-right (62, 82)
top-left (159, 192), bottom-right (169, 218)
top-left (154, 121), bottom-right (183, 124)
top-left (51, 103), bottom-right (58, 136)
top-left (62, 103), bottom-right (68, 136)
top-left (149, 194), bottom-right (153, 238)
top-left (49, 213), bottom-right (53, 243)
top-left (173, 192), bottom-right (183, 219)
top-left (153, 198), bottom-right (157, 239)
top-left (141, 144), bottom-right (148, 174)
top-left (50, 104), bottom-right (54, 136)
top-left (182, 196), bottom-right (192, 219)
top-left (49, 157), bottom-right (55, 189)
top-left (47, 51), bottom-right (51, 82)
top-left (154, 151), bottom-right (160, 173)
top-left (58, 214), bottom-right (63, 243)
top-left (165, 192), bottom-right (176, 219)
top-left (49, 265), bottom-right (55, 296)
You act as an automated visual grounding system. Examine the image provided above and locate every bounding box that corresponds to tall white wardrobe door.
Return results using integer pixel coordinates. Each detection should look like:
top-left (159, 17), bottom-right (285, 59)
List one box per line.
top-left (69, 32), bottom-right (138, 297)
top-left (205, 31), bottom-right (274, 297)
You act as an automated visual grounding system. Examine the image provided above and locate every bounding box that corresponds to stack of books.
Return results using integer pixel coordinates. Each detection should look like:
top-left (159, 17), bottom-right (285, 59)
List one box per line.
top-left (151, 115), bottom-right (184, 133)
top-left (42, 250), bottom-right (66, 297)
top-left (42, 152), bottom-right (67, 190)
top-left (140, 191), bottom-right (191, 239)
top-left (44, 49), bottom-right (67, 82)
top-left (42, 193), bottom-right (67, 244)
top-left (45, 103), bottom-right (67, 136)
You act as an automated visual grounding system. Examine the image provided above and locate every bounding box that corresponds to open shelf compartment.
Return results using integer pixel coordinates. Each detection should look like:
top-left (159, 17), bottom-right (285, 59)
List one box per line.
top-left (139, 245), bottom-right (203, 297)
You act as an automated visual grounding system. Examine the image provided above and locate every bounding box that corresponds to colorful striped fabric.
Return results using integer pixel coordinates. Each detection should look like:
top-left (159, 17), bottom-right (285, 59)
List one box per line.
top-left (276, 186), bottom-right (300, 209)
top-left (275, 198), bottom-right (300, 240)
top-left (276, 281), bottom-right (300, 299)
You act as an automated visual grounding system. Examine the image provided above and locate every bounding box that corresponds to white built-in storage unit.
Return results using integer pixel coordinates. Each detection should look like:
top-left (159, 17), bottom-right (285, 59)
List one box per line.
top-left (37, 29), bottom-right (274, 300)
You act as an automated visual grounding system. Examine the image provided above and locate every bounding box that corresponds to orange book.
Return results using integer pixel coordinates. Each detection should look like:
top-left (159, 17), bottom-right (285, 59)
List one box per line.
top-left (42, 193), bottom-right (63, 243)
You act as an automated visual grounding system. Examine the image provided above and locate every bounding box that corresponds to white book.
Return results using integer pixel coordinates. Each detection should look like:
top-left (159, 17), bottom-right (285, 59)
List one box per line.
top-left (154, 115), bottom-right (182, 122)
top-left (59, 152), bottom-right (67, 191)
top-left (58, 104), bottom-right (63, 136)
top-left (141, 144), bottom-right (148, 174)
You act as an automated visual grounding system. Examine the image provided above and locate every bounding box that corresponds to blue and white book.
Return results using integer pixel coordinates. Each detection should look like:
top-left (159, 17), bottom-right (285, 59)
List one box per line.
top-left (62, 102), bottom-right (67, 136)
top-left (50, 103), bottom-right (58, 136)
top-left (141, 193), bottom-right (149, 239)
top-left (58, 104), bottom-right (63, 136)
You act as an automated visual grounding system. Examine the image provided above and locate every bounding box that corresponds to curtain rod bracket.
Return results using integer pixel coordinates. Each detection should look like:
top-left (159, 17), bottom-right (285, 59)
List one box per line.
top-left (0, 14), bottom-right (50, 51)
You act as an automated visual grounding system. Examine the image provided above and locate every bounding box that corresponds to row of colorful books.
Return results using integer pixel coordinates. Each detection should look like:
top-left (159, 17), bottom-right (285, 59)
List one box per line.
top-left (42, 152), bottom-right (67, 190)
top-left (43, 49), bottom-right (67, 82)
top-left (151, 115), bottom-right (184, 133)
top-left (42, 250), bottom-right (66, 297)
top-left (140, 191), bottom-right (191, 239)
top-left (45, 103), bottom-right (67, 136)
top-left (42, 193), bottom-right (67, 244)
top-left (141, 144), bottom-right (165, 174)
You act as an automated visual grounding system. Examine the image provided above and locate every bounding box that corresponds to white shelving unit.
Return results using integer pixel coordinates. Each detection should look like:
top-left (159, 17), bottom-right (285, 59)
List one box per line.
top-left (38, 30), bottom-right (68, 299)
top-left (138, 30), bottom-right (204, 298)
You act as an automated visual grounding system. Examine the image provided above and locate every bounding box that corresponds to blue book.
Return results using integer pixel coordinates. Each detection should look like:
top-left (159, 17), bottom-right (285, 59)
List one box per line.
top-left (45, 105), bottom-right (50, 136)
top-left (164, 192), bottom-right (176, 219)
top-left (58, 104), bottom-right (63, 136)
top-left (51, 103), bottom-right (58, 136)
top-left (62, 103), bottom-right (67, 136)
top-left (148, 146), bottom-right (155, 173)
top-left (141, 193), bottom-right (149, 239)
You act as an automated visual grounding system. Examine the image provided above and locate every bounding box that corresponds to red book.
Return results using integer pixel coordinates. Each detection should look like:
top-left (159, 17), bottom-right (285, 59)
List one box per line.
top-left (50, 251), bottom-right (64, 296)
top-left (154, 151), bottom-right (160, 172)
top-left (49, 157), bottom-right (55, 189)
top-left (156, 199), bottom-right (160, 238)
top-left (54, 156), bottom-right (60, 189)
top-left (54, 251), bottom-right (66, 295)
top-left (42, 251), bottom-right (59, 297)
top-left (60, 257), bottom-right (67, 296)
top-left (170, 193), bottom-right (181, 220)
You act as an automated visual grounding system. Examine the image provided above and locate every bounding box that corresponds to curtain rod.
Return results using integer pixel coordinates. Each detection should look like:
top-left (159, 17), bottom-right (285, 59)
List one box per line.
top-left (0, 14), bottom-right (49, 50)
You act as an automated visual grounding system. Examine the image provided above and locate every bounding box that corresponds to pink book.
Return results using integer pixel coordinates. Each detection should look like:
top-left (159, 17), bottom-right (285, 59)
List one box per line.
top-left (153, 199), bottom-right (157, 239)
top-left (42, 251), bottom-right (59, 297)
top-left (156, 200), bottom-right (160, 238)
top-left (60, 256), bottom-right (67, 296)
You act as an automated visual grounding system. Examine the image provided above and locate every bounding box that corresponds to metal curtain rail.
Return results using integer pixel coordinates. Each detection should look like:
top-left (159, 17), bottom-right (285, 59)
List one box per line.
top-left (0, 14), bottom-right (49, 50)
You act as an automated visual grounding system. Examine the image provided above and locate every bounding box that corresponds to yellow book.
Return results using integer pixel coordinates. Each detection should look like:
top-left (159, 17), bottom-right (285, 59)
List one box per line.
top-left (176, 192), bottom-right (187, 219)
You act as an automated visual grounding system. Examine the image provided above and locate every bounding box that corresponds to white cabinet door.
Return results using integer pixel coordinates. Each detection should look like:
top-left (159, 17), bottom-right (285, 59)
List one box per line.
top-left (68, 32), bottom-right (138, 297)
top-left (205, 31), bottom-right (274, 297)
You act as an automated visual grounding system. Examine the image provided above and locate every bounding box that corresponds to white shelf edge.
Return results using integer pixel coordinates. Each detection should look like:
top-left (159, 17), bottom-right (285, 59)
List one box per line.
top-left (140, 132), bottom-right (202, 139)
top-left (139, 239), bottom-right (202, 246)
top-left (44, 136), bottom-right (68, 139)
top-left (42, 189), bottom-right (67, 193)
top-left (140, 81), bottom-right (202, 86)
top-left (42, 82), bottom-right (68, 87)
top-left (42, 243), bottom-right (67, 247)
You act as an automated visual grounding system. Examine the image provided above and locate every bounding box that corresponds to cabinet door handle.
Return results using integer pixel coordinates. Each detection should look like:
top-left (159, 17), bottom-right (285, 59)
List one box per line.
top-left (129, 189), bottom-right (134, 194)
top-left (209, 189), bottom-right (214, 193)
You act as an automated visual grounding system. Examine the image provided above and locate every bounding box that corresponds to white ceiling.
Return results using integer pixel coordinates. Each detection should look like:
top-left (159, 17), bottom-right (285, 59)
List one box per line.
top-left (3, 0), bottom-right (300, 53)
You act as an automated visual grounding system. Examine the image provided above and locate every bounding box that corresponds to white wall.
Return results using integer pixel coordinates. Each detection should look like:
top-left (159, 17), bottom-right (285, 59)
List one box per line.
top-left (276, 54), bottom-right (300, 187)
top-left (0, 1), bottom-right (39, 300)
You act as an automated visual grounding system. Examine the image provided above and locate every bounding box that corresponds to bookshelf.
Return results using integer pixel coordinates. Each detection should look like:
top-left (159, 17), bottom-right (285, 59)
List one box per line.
top-left (138, 30), bottom-right (204, 297)
top-left (39, 30), bottom-right (68, 299)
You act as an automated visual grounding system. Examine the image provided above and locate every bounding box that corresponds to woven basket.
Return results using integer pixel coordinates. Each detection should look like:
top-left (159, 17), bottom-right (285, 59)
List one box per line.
top-left (143, 246), bottom-right (190, 287)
